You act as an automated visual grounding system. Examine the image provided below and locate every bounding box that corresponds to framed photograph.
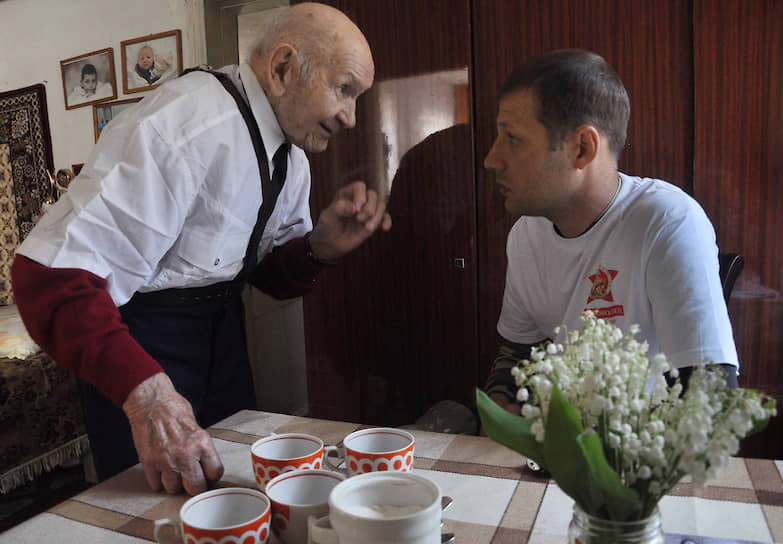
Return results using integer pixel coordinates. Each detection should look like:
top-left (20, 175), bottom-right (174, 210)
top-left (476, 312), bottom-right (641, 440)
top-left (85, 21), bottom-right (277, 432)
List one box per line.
top-left (121, 30), bottom-right (182, 94)
top-left (92, 97), bottom-right (142, 141)
top-left (60, 48), bottom-right (117, 110)
top-left (72, 163), bottom-right (84, 177)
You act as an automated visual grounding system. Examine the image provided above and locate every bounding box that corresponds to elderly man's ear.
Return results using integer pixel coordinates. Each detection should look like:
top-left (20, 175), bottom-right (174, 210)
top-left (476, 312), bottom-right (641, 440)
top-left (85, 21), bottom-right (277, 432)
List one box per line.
top-left (267, 44), bottom-right (298, 97)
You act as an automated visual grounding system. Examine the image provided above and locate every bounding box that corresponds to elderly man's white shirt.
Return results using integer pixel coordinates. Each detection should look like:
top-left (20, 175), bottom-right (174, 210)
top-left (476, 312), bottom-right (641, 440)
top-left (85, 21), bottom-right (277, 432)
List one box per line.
top-left (19, 64), bottom-right (313, 305)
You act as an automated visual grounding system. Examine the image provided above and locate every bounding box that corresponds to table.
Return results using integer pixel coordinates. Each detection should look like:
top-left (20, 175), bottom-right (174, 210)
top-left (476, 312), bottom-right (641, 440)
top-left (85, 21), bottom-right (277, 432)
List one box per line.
top-left (3, 409), bottom-right (782, 543)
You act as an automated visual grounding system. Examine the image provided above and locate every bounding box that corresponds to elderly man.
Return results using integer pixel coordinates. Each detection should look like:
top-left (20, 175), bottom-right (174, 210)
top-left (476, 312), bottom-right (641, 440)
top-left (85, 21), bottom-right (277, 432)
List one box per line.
top-left (12, 3), bottom-right (388, 495)
top-left (482, 49), bottom-right (738, 416)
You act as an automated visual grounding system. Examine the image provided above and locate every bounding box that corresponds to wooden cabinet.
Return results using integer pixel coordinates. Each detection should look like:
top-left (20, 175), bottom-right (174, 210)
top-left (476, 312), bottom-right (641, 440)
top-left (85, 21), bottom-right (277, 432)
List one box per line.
top-left (300, 0), bottom-right (783, 458)
top-left (693, 0), bottom-right (783, 458)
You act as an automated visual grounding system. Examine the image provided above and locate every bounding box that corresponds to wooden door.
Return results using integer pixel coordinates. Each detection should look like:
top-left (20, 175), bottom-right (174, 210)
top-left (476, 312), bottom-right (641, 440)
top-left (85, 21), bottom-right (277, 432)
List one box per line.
top-left (694, 0), bottom-right (783, 459)
top-left (300, 0), bottom-right (477, 426)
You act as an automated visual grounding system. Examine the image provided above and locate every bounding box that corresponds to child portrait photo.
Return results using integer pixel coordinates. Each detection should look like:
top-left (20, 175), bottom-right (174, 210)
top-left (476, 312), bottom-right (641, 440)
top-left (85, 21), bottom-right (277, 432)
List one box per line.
top-left (60, 48), bottom-right (117, 110)
top-left (121, 29), bottom-right (182, 94)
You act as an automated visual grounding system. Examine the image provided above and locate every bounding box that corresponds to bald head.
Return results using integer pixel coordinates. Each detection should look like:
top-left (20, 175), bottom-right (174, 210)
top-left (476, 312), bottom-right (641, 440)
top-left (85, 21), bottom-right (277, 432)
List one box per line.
top-left (249, 2), bottom-right (372, 83)
top-left (249, 2), bottom-right (374, 153)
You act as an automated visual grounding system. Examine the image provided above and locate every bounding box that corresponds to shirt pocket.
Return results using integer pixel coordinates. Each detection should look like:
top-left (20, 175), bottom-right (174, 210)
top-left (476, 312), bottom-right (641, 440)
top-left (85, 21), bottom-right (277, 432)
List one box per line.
top-left (178, 226), bottom-right (248, 271)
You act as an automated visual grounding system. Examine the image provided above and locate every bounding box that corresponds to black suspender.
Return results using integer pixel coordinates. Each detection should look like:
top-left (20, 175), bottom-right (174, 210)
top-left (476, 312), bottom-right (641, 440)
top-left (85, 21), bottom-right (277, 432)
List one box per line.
top-left (125, 67), bottom-right (283, 307)
top-left (188, 67), bottom-right (282, 285)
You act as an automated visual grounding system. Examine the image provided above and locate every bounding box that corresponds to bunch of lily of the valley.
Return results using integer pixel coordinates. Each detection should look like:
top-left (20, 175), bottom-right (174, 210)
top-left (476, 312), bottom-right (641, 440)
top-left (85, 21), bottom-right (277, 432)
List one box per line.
top-left (477, 311), bottom-right (776, 521)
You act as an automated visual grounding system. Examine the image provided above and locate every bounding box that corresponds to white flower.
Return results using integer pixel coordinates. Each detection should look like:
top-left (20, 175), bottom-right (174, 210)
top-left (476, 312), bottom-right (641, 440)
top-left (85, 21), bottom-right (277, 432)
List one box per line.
top-left (506, 310), bottom-right (776, 512)
top-left (521, 404), bottom-right (540, 419)
top-left (630, 398), bottom-right (646, 412)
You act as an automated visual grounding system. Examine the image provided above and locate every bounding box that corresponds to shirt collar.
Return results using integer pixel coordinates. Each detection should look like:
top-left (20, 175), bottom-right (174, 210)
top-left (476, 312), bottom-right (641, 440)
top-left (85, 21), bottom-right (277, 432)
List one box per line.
top-left (238, 63), bottom-right (286, 164)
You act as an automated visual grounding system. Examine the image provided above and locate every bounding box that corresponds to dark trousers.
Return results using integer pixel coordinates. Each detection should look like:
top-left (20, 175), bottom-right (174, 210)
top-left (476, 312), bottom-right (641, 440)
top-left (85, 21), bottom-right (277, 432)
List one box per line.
top-left (78, 295), bottom-right (257, 480)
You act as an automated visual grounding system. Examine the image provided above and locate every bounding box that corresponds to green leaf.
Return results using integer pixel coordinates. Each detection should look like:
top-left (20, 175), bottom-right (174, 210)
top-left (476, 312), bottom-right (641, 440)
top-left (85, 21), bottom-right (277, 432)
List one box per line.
top-left (542, 384), bottom-right (641, 520)
top-left (578, 432), bottom-right (641, 520)
top-left (541, 383), bottom-right (596, 510)
top-left (475, 388), bottom-right (545, 466)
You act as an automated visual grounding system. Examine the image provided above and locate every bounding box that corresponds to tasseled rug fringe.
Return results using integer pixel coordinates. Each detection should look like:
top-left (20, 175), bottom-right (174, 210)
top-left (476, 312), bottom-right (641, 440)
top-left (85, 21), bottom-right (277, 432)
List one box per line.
top-left (0, 435), bottom-right (90, 494)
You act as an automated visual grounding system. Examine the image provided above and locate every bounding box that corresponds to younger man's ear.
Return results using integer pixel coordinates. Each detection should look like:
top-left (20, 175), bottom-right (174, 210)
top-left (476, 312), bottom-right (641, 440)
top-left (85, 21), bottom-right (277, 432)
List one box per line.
top-left (268, 43), bottom-right (296, 97)
top-left (571, 125), bottom-right (600, 169)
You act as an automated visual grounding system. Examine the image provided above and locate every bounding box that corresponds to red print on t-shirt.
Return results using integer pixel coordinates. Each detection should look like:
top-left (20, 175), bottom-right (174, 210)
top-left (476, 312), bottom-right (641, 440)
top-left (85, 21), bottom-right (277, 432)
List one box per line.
top-left (587, 266), bottom-right (618, 303)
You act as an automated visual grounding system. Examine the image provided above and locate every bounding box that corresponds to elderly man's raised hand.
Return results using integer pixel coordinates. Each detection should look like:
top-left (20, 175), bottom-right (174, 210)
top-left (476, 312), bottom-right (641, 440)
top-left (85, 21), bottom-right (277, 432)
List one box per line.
top-left (308, 181), bottom-right (392, 262)
top-left (123, 373), bottom-right (224, 496)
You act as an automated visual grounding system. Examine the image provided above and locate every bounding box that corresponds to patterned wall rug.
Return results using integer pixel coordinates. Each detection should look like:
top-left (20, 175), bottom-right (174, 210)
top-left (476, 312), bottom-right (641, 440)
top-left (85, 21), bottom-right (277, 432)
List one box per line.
top-left (0, 84), bottom-right (54, 304)
top-left (0, 144), bottom-right (20, 305)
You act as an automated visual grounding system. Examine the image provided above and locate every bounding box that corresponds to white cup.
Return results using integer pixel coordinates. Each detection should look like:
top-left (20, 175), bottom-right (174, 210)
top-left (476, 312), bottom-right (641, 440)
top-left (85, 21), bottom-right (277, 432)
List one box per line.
top-left (307, 471), bottom-right (442, 544)
top-left (154, 487), bottom-right (271, 544)
top-left (251, 433), bottom-right (337, 490)
top-left (265, 469), bottom-right (346, 544)
top-left (325, 427), bottom-right (415, 476)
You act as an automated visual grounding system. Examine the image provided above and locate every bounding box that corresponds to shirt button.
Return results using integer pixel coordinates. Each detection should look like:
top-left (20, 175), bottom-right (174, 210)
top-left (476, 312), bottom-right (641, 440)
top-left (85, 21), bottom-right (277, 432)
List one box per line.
top-left (214, 258), bottom-right (220, 266)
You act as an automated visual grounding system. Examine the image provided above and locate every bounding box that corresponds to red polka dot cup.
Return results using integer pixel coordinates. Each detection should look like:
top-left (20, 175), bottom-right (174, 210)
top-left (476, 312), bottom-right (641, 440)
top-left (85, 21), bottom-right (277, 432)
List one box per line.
top-left (153, 487), bottom-right (270, 544)
top-left (326, 427), bottom-right (415, 476)
top-left (265, 469), bottom-right (345, 544)
top-left (251, 433), bottom-right (335, 491)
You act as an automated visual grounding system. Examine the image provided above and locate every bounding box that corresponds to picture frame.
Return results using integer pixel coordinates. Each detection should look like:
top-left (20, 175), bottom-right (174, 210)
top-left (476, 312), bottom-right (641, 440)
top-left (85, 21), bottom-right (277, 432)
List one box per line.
top-left (121, 30), bottom-right (182, 94)
top-left (72, 164), bottom-right (84, 177)
top-left (92, 97), bottom-right (143, 141)
top-left (60, 48), bottom-right (117, 110)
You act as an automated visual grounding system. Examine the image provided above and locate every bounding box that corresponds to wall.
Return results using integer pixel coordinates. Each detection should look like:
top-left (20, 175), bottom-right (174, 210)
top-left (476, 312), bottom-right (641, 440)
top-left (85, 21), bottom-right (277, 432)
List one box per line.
top-left (0, 0), bottom-right (206, 173)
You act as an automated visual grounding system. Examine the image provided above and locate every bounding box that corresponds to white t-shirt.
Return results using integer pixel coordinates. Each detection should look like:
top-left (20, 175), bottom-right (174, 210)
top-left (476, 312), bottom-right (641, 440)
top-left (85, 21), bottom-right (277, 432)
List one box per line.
top-left (497, 173), bottom-right (739, 371)
top-left (19, 64), bottom-right (313, 306)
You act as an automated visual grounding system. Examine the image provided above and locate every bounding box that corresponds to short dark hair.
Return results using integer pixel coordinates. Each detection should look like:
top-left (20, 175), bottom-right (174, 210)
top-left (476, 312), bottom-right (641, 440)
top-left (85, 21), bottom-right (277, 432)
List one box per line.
top-left (81, 63), bottom-right (98, 79)
top-left (500, 49), bottom-right (630, 160)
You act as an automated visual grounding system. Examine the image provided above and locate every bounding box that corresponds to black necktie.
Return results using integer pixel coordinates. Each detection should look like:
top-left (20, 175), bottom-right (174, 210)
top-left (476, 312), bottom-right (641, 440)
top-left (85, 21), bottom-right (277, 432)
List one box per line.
top-left (236, 142), bottom-right (290, 282)
top-left (271, 142), bottom-right (290, 197)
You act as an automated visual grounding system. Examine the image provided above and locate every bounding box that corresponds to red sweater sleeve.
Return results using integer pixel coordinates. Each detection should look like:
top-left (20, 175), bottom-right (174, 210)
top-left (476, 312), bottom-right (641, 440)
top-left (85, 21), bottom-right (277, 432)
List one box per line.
top-left (250, 235), bottom-right (325, 299)
top-left (11, 255), bottom-right (163, 406)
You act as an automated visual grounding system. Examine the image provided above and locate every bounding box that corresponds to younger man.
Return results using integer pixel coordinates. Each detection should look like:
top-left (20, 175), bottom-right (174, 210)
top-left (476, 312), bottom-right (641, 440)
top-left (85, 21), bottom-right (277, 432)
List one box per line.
top-left (482, 49), bottom-right (738, 414)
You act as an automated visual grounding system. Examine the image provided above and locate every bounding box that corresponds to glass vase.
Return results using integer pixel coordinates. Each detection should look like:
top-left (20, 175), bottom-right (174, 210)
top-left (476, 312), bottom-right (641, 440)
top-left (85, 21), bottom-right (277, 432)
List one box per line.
top-left (568, 504), bottom-right (664, 544)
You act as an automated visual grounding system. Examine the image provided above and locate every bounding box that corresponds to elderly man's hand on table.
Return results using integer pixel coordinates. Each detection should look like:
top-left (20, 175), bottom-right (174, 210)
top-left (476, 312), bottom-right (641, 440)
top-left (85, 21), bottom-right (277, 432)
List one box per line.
top-left (123, 372), bottom-right (223, 495)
